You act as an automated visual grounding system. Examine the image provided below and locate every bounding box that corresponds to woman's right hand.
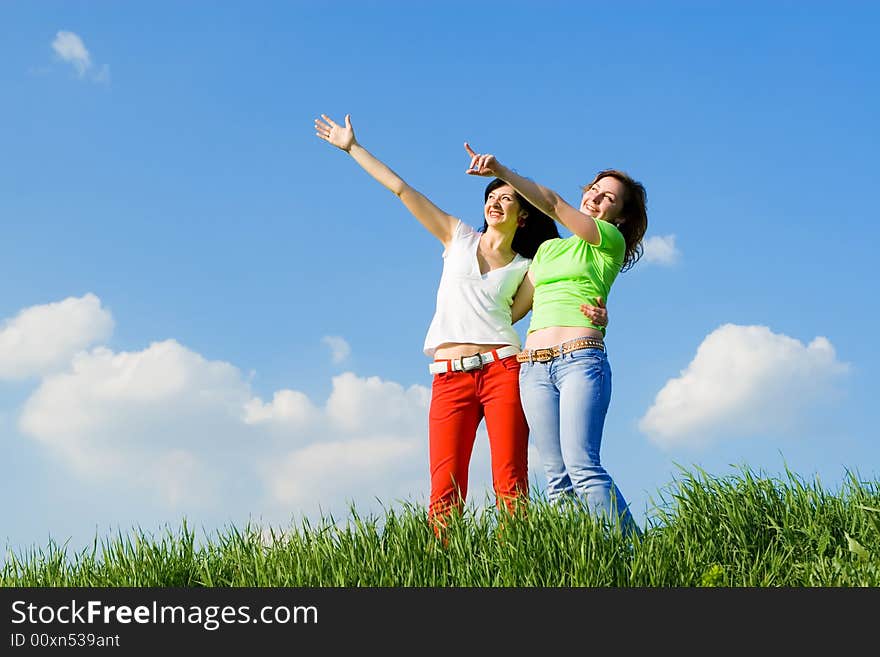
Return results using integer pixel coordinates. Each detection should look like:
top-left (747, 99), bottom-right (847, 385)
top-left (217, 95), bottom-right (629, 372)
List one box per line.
top-left (464, 142), bottom-right (501, 177)
top-left (315, 113), bottom-right (355, 152)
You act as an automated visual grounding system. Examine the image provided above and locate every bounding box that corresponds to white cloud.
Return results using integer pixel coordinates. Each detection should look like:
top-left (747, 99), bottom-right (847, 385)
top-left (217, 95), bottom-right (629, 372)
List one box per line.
top-left (260, 372), bottom-right (430, 514)
top-left (321, 335), bottom-right (351, 364)
top-left (639, 324), bottom-right (850, 449)
top-left (52, 31), bottom-right (92, 77)
top-left (19, 339), bottom-right (252, 505)
top-left (244, 389), bottom-right (318, 430)
top-left (50, 31), bottom-right (109, 83)
top-left (326, 372), bottom-right (429, 434)
top-left (263, 437), bottom-right (420, 512)
top-left (14, 306), bottom-right (431, 517)
top-left (641, 234), bottom-right (681, 266)
top-left (0, 293), bottom-right (114, 380)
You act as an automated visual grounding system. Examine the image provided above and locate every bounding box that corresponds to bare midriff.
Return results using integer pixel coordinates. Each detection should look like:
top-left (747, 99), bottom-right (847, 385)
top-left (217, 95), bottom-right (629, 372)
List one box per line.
top-left (433, 343), bottom-right (513, 360)
top-left (524, 325), bottom-right (604, 350)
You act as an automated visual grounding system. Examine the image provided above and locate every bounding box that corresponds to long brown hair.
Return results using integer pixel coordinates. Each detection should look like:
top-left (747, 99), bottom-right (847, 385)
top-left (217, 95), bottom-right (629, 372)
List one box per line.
top-left (584, 170), bottom-right (647, 272)
top-left (481, 178), bottom-right (559, 259)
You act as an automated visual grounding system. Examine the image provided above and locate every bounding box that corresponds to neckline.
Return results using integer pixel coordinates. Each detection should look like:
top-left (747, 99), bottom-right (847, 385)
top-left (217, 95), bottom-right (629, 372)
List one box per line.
top-left (474, 235), bottom-right (522, 276)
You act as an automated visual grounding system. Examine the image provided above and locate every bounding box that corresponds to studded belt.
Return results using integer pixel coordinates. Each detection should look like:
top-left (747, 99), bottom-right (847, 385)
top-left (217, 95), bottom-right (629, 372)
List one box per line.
top-left (516, 337), bottom-right (605, 363)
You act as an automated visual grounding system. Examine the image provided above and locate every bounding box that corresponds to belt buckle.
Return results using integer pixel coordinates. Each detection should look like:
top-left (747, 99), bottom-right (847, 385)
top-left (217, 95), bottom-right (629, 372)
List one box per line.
top-left (458, 353), bottom-right (484, 372)
top-left (532, 348), bottom-right (552, 362)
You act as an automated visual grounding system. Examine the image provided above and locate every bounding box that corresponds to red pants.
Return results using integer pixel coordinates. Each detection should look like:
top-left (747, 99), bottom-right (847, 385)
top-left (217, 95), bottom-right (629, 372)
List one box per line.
top-left (428, 353), bottom-right (529, 527)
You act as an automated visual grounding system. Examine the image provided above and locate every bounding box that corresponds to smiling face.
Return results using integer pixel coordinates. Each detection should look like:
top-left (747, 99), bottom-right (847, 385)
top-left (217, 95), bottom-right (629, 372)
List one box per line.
top-left (484, 183), bottom-right (527, 228)
top-left (579, 175), bottom-right (626, 224)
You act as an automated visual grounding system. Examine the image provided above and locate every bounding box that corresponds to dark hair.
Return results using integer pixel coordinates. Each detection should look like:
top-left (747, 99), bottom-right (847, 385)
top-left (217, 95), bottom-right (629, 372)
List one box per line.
top-left (481, 178), bottom-right (559, 259)
top-left (584, 170), bottom-right (648, 272)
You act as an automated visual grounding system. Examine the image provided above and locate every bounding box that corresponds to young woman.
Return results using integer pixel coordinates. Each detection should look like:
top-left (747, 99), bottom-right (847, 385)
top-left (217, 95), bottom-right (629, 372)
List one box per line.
top-left (313, 114), bottom-right (607, 531)
top-left (465, 143), bottom-right (648, 535)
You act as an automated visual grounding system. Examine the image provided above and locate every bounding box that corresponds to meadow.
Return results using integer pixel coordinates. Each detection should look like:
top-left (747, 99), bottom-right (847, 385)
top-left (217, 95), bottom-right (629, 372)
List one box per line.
top-left (3, 467), bottom-right (879, 587)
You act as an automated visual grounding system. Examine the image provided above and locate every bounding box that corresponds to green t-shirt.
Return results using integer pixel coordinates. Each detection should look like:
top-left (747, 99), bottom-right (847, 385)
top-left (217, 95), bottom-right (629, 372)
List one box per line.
top-left (528, 218), bottom-right (625, 335)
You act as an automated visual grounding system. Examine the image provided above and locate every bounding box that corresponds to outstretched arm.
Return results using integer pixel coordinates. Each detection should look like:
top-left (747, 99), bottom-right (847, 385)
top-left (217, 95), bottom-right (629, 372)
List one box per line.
top-left (464, 142), bottom-right (600, 245)
top-left (315, 114), bottom-right (458, 245)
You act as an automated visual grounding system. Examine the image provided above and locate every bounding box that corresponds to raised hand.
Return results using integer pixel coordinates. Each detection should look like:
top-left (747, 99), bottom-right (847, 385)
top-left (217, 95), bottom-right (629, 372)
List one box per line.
top-left (580, 296), bottom-right (609, 328)
top-left (315, 113), bottom-right (355, 152)
top-left (464, 142), bottom-right (500, 177)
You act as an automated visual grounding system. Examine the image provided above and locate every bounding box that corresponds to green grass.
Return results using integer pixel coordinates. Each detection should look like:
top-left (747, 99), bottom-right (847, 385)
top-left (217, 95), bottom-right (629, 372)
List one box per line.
top-left (3, 466), bottom-right (879, 586)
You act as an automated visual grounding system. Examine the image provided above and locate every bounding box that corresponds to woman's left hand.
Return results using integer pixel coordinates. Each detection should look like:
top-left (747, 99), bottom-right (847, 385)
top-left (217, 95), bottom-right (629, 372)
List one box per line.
top-left (580, 296), bottom-right (608, 328)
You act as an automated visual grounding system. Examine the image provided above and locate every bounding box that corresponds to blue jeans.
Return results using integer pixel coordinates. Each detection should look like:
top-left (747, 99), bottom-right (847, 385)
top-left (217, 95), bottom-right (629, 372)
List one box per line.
top-left (519, 344), bottom-right (637, 534)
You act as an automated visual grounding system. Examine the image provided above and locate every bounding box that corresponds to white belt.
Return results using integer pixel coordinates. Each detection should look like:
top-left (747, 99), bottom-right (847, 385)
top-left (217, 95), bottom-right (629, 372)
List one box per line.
top-left (429, 345), bottom-right (521, 375)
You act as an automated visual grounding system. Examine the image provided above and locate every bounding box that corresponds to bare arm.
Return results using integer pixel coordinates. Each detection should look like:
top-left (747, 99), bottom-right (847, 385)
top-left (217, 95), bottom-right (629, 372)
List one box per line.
top-left (315, 114), bottom-right (458, 245)
top-left (511, 271), bottom-right (535, 325)
top-left (464, 142), bottom-right (600, 244)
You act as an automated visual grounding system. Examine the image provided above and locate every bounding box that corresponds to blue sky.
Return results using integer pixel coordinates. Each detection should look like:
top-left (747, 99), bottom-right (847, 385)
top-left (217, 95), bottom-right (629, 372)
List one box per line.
top-left (2, 1), bottom-right (878, 555)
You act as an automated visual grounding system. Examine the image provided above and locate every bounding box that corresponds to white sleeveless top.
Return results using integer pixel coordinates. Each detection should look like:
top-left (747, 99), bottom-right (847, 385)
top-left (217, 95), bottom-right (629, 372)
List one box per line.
top-left (423, 220), bottom-right (531, 357)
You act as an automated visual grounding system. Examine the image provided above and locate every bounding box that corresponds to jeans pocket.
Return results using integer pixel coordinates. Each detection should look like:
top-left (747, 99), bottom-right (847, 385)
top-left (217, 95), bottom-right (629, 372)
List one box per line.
top-left (569, 347), bottom-right (603, 363)
top-left (567, 349), bottom-right (604, 380)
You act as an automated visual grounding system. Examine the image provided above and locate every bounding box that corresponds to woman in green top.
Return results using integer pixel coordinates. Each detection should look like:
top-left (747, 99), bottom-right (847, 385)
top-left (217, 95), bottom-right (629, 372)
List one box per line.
top-left (465, 143), bottom-right (648, 534)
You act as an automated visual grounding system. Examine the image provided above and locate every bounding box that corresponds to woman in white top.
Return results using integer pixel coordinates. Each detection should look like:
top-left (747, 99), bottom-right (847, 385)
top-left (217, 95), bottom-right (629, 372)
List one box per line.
top-left (314, 114), bottom-right (606, 532)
